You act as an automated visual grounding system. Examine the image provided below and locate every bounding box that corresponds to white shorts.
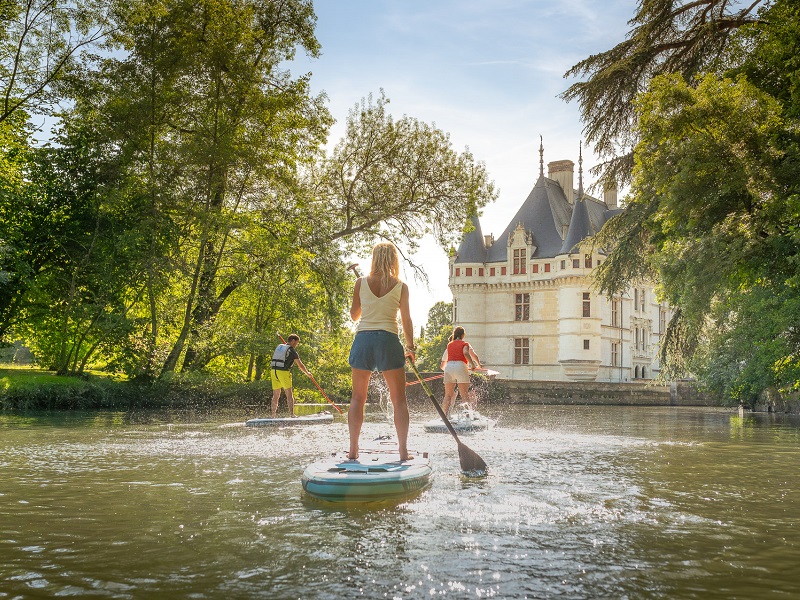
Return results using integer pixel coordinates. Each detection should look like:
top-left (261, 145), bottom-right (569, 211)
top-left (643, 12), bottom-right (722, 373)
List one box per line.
top-left (443, 361), bottom-right (470, 384)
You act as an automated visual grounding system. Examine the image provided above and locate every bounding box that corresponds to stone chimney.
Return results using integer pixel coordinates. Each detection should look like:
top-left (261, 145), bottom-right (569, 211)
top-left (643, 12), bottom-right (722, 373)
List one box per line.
top-left (484, 234), bottom-right (494, 248)
top-left (603, 183), bottom-right (618, 209)
top-left (548, 160), bottom-right (574, 204)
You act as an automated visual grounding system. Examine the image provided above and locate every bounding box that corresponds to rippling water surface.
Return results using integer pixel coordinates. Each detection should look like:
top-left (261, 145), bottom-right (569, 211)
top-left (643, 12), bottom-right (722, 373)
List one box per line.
top-left (1, 404), bottom-right (799, 599)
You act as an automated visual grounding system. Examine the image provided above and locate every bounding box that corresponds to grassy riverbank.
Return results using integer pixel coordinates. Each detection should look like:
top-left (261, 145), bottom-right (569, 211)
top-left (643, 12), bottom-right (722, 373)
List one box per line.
top-left (0, 366), bottom-right (280, 411)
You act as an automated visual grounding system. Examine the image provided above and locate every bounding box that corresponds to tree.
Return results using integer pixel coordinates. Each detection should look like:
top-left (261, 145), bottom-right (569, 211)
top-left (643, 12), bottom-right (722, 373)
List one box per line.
top-left (0, 0), bottom-right (108, 123)
top-left (416, 301), bottom-right (452, 372)
top-left (564, 0), bottom-right (800, 399)
top-left (311, 91), bottom-right (497, 280)
top-left (3, 116), bottom-right (151, 374)
top-left (75, 0), bottom-right (333, 376)
top-left (0, 110), bottom-right (36, 340)
top-left (2, 2), bottom-right (499, 383)
top-left (561, 0), bottom-right (767, 190)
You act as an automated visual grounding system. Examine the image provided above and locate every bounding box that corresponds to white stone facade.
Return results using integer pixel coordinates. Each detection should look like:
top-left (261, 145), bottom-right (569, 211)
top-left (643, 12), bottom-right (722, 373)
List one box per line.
top-left (449, 154), bottom-right (670, 383)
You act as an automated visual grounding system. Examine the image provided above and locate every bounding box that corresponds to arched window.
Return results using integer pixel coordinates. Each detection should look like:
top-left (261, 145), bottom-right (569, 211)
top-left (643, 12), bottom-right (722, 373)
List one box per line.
top-left (634, 365), bottom-right (640, 379)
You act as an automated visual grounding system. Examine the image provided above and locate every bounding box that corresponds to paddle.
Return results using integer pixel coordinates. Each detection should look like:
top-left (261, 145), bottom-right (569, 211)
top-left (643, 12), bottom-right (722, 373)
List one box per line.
top-left (406, 373), bottom-right (445, 387)
top-left (406, 357), bottom-right (487, 474)
top-left (406, 369), bottom-right (499, 387)
top-left (276, 333), bottom-right (344, 415)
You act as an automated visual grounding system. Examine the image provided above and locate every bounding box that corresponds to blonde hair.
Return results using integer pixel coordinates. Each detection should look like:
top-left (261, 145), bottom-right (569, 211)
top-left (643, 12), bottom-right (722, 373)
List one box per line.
top-left (370, 242), bottom-right (401, 289)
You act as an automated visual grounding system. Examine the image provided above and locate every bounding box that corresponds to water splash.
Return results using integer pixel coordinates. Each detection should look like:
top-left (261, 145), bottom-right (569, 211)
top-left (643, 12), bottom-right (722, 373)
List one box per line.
top-left (371, 373), bottom-right (394, 427)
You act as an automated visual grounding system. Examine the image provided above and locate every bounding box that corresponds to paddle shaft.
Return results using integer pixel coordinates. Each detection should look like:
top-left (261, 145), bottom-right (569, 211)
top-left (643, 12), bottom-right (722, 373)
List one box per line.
top-left (406, 370), bottom-right (494, 387)
top-left (406, 373), bottom-right (444, 387)
top-left (276, 333), bottom-right (343, 415)
top-left (408, 360), bottom-right (460, 439)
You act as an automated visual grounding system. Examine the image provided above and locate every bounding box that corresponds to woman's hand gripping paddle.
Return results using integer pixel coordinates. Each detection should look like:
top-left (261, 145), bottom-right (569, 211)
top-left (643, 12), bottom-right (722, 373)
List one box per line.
top-left (406, 357), bottom-right (487, 475)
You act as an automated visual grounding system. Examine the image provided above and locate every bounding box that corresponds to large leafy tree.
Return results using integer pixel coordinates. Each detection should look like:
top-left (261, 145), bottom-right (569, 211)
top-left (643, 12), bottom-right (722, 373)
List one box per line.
top-left (562, 0), bottom-right (767, 190)
top-left (15, 124), bottom-right (150, 374)
top-left (311, 92), bottom-right (497, 281)
top-left (75, 0), bottom-right (334, 376)
top-left (563, 0), bottom-right (800, 399)
top-left (2, 1), bottom-right (499, 385)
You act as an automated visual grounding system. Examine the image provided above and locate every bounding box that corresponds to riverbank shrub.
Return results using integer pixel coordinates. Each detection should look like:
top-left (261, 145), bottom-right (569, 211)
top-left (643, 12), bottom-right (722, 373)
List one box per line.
top-left (0, 367), bottom-right (283, 410)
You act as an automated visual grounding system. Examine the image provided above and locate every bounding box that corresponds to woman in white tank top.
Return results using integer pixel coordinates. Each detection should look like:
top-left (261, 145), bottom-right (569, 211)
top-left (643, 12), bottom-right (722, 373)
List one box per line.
top-left (347, 242), bottom-right (416, 461)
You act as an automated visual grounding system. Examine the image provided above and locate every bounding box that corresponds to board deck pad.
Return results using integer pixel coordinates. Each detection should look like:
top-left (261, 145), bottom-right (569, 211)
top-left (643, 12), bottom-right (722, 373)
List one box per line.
top-left (302, 437), bottom-right (433, 503)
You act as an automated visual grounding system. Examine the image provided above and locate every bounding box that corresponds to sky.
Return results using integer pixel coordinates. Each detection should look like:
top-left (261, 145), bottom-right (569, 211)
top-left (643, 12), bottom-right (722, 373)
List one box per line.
top-left (291, 0), bottom-right (637, 331)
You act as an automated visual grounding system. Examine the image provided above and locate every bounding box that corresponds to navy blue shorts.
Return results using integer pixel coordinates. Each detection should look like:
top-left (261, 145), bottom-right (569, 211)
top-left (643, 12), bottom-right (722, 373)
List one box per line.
top-left (348, 330), bottom-right (405, 372)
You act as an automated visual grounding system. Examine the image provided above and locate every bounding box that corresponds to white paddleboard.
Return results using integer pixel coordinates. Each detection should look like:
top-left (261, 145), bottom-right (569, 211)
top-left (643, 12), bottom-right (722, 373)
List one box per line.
top-left (302, 437), bottom-right (433, 503)
top-left (472, 368), bottom-right (500, 378)
top-left (246, 411), bottom-right (334, 427)
top-left (423, 404), bottom-right (495, 433)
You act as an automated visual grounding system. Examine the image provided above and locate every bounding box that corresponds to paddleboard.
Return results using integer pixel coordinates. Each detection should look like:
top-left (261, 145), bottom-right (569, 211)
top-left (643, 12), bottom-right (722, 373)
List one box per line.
top-left (302, 438), bottom-right (433, 503)
top-left (246, 411), bottom-right (334, 427)
top-left (473, 368), bottom-right (500, 379)
top-left (423, 404), bottom-right (495, 433)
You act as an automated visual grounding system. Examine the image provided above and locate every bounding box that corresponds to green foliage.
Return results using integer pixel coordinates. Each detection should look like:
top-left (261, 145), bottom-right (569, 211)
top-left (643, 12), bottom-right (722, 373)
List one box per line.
top-left (692, 286), bottom-right (800, 402)
top-left (0, 367), bottom-right (125, 410)
top-left (562, 0), bottom-right (767, 189)
top-left (0, 112), bottom-right (35, 335)
top-left (416, 301), bottom-right (452, 371)
top-left (0, 366), bottom-right (283, 409)
top-left (1, 1), bottom-right (498, 394)
top-left (314, 91), bottom-right (497, 265)
top-left (59, 0), bottom-right (337, 377)
top-left (13, 122), bottom-right (152, 375)
top-left (580, 0), bottom-right (800, 400)
top-left (295, 327), bottom-right (354, 401)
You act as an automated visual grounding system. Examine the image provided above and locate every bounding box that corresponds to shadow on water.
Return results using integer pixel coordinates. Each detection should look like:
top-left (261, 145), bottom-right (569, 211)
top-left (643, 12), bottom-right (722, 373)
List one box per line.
top-left (1, 405), bottom-right (799, 598)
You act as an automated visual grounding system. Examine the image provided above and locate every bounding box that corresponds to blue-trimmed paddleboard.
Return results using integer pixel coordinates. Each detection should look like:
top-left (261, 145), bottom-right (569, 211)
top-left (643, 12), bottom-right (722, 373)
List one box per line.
top-left (246, 411), bottom-right (334, 427)
top-left (302, 438), bottom-right (433, 503)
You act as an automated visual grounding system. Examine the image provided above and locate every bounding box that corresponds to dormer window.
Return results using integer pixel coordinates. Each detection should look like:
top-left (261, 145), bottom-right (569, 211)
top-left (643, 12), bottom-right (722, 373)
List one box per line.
top-left (513, 249), bottom-right (526, 274)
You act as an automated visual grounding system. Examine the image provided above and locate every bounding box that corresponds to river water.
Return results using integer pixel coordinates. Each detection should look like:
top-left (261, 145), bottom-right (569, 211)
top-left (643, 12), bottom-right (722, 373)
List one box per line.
top-left (1, 404), bottom-right (798, 599)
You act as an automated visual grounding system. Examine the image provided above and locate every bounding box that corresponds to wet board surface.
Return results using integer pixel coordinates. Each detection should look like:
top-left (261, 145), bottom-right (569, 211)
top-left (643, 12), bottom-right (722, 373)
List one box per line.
top-left (423, 408), bottom-right (495, 433)
top-left (302, 438), bottom-right (433, 503)
top-left (245, 412), bottom-right (334, 427)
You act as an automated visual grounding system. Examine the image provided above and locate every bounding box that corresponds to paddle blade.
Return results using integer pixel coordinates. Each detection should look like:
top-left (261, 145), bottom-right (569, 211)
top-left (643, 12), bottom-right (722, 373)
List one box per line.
top-left (458, 441), bottom-right (487, 475)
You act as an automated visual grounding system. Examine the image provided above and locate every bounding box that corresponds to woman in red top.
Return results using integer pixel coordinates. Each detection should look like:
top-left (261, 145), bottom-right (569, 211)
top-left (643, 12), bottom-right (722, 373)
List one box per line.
top-left (439, 326), bottom-right (482, 416)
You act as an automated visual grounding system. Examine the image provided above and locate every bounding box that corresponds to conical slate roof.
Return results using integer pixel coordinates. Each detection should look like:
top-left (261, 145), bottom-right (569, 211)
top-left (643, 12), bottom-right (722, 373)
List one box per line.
top-left (560, 195), bottom-right (593, 254)
top-left (484, 175), bottom-right (570, 262)
top-left (454, 214), bottom-right (486, 263)
top-left (453, 169), bottom-right (620, 265)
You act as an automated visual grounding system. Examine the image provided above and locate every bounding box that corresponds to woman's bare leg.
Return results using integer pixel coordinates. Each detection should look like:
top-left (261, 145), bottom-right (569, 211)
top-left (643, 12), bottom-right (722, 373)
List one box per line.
top-left (442, 382), bottom-right (456, 415)
top-left (348, 368), bottom-right (371, 459)
top-left (382, 367), bottom-right (411, 460)
top-left (457, 382), bottom-right (472, 409)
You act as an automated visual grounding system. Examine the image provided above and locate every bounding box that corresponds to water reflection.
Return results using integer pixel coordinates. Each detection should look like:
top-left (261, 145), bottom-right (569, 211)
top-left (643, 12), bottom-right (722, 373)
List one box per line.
top-left (1, 406), bottom-right (799, 598)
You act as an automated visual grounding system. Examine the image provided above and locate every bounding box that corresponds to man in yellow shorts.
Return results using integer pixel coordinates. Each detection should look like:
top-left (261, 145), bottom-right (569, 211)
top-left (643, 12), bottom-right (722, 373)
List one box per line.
top-left (270, 334), bottom-right (310, 418)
